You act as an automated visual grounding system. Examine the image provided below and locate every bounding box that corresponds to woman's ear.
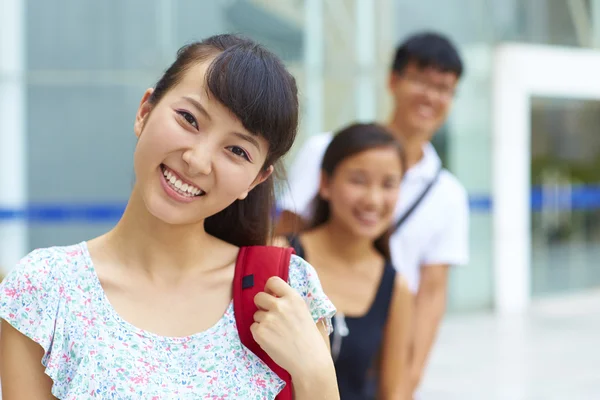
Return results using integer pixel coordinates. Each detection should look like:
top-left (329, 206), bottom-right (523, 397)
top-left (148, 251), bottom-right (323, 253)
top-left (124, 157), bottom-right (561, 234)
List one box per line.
top-left (318, 170), bottom-right (331, 200)
top-left (238, 165), bottom-right (274, 200)
top-left (134, 88), bottom-right (154, 138)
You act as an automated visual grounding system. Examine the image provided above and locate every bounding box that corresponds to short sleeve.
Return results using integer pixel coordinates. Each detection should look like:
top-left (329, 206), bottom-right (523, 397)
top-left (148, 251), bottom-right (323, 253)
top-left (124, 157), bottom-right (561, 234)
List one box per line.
top-left (422, 185), bottom-right (470, 266)
top-left (0, 247), bottom-right (71, 390)
top-left (287, 255), bottom-right (336, 334)
top-left (0, 249), bottom-right (62, 350)
top-left (277, 133), bottom-right (333, 219)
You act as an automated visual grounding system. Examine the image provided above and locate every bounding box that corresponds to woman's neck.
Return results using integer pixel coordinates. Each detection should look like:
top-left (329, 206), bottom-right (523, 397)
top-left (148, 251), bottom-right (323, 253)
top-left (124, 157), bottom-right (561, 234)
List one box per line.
top-left (309, 220), bottom-right (379, 267)
top-left (101, 186), bottom-right (227, 276)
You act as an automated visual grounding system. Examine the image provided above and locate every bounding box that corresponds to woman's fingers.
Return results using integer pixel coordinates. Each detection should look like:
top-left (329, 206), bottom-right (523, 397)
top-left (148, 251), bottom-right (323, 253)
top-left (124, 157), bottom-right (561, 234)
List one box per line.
top-left (253, 310), bottom-right (268, 323)
top-left (254, 291), bottom-right (278, 311)
top-left (263, 276), bottom-right (293, 298)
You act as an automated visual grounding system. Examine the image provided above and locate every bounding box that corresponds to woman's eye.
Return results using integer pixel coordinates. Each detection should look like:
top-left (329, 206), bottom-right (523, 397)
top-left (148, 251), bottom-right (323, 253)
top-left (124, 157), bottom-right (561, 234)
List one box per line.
top-left (384, 180), bottom-right (399, 189)
top-left (177, 110), bottom-right (198, 129)
top-left (349, 176), bottom-right (366, 185)
top-left (229, 146), bottom-right (250, 161)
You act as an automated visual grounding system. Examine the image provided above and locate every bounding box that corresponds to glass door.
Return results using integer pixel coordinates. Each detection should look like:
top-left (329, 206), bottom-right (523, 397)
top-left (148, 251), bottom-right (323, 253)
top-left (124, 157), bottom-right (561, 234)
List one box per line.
top-left (492, 44), bottom-right (600, 312)
top-left (530, 97), bottom-right (600, 295)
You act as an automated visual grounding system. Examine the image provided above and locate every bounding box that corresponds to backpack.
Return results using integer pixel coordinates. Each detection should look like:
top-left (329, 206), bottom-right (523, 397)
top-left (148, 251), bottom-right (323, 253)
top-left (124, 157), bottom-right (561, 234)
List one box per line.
top-left (233, 246), bottom-right (296, 400)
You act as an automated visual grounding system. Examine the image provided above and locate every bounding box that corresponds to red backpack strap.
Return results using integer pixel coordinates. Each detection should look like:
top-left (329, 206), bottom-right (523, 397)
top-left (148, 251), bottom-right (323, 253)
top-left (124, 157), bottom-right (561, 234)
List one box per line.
top-left (233, 246), bottom-right (295, 400)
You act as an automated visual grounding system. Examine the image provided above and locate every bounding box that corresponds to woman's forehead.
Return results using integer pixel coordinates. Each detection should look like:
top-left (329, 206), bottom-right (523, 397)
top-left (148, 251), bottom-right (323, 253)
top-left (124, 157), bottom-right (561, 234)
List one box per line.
top-left (169, 61), bottom-right (211, 96)
top-left (339, 148), bottom-right (403, 170)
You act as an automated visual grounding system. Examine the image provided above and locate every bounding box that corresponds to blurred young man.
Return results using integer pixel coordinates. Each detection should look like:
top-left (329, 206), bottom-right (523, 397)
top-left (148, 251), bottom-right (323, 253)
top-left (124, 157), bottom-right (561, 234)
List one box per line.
top-left (276, 32), bottom-right (469, 396)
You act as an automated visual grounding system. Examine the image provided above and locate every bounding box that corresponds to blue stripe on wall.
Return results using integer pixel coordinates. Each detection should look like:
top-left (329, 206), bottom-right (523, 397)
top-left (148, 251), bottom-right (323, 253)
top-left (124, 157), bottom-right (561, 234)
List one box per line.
top-left (0, 203), bottom-right (127, 223)
top-left (1, 186), bottom-right (599, 223)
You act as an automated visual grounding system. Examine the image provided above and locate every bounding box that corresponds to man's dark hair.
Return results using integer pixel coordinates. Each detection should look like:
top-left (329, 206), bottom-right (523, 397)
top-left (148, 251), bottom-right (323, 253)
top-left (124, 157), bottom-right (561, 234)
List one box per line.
top-left (391, 31), bottom-right (464, 78)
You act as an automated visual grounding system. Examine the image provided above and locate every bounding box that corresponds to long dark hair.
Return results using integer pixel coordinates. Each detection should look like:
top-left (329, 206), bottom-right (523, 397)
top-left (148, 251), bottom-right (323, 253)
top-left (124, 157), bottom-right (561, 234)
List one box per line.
top-left (147, 34), bottom-right (298, 246)
top-left (307, 123), bottom-right (406, 259)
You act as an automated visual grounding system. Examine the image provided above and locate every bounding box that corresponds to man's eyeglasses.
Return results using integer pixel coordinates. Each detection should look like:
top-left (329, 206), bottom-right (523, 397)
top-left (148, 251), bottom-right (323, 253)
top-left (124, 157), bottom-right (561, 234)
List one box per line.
top-left (401, 74), bottom-right (456, 100)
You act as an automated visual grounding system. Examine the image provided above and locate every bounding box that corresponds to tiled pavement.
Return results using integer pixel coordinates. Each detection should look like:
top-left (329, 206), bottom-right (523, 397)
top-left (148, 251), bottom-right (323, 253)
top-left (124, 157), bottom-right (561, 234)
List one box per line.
top-left (420, 290), bottom-right (600, 399)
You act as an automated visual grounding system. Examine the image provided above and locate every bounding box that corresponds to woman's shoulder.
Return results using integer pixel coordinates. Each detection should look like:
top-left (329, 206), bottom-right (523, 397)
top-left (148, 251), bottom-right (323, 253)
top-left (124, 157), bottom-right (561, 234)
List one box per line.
top-left (287, 254), bottom-right (336, 332)
top-left (0, 243), bottom-right (91, 360)
top-left (389, 271), bottom-right (412, 314)
top-left (381, 260), bottom-right (409, 297)
top-left (0, 242), bottom-right (92, 325)
top-left (4, 243), bottom-right (88, 285)
top-left (22, 242), bottom-right (87, 266)
top-left (287, 253), bottom-right (317, 293)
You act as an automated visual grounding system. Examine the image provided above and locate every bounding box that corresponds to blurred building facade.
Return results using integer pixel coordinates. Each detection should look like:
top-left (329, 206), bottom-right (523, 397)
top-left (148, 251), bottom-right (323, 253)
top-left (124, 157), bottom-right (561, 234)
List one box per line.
top-left (1, 0), bottom-right (600, 313)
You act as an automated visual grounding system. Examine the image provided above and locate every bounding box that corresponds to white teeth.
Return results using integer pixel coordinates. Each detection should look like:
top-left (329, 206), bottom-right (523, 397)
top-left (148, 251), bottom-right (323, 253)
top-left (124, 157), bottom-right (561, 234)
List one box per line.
top-left (356, 212), bottom-right (378, 223)
top-left (162, 165), bottom-right (202, 197)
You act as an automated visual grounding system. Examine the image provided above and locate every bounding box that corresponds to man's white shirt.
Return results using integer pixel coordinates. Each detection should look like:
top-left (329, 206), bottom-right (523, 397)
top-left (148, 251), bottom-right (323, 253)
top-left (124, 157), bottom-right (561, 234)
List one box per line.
top-left (278, 132), bottom-right (470, 293)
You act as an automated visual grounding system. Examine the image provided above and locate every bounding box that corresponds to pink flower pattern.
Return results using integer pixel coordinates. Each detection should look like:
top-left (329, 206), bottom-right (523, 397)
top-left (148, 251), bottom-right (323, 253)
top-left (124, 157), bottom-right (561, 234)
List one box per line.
top-left (0, 243), bottom-right (335, 399)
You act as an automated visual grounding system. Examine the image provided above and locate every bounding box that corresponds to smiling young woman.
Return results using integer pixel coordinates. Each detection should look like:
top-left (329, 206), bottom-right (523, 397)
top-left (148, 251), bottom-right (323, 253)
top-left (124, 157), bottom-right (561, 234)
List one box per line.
top-left (275, 123), bottom-right (413, 400)
top-left (0, 34), bottom-right (338, 400)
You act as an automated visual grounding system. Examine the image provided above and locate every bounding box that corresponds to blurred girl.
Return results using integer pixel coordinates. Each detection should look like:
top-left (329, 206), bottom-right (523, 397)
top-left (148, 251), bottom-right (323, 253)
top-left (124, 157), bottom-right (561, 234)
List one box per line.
top-left (277, 123), bottom-right (413, 400)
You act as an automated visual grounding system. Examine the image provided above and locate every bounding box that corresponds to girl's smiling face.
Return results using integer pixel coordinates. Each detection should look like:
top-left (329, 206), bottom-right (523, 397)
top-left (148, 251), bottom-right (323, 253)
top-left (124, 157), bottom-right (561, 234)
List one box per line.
top-left (133, 60), bottom-right (272, 226)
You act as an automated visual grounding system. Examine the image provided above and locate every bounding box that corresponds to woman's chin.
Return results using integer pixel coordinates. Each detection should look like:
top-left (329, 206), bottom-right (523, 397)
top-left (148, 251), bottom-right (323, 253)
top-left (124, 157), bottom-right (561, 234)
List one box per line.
top-left (142, 195), bottom-right (204, 227)
top-left (350, 224), bottom-right (388, 241)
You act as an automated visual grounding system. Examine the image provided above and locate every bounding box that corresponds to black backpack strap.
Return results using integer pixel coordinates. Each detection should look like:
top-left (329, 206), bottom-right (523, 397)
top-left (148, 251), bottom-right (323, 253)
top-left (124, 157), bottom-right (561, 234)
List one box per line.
top-left (392, 167), bottom-right (442, 233)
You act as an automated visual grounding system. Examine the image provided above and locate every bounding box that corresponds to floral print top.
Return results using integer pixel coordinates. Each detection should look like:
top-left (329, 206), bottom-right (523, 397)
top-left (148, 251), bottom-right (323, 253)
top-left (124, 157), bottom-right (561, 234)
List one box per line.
top-left (0, 242), bottom-right (336, 399)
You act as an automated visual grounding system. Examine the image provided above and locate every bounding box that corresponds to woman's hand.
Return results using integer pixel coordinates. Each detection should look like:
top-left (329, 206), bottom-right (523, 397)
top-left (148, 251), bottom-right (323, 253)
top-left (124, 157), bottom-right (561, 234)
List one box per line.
top-left (251, 276), bottom-right (332, 378)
